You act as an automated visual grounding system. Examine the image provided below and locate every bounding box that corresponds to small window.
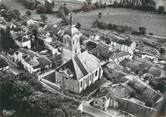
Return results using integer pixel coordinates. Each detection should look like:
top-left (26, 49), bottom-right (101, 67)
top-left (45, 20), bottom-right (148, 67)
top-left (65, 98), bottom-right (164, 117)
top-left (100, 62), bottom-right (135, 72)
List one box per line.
top-left (95, 70), bottom-right (98, 77)
top-left (81, 81), bottom-right (83, 87)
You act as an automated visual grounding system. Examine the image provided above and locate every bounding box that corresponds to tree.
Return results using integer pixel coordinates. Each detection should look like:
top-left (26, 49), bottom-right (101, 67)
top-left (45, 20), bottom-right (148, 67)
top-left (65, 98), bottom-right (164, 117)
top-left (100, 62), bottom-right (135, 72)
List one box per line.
top-left (1, 27), bottom-right (18, 51)
top-left (17, 72), bottom-right (42, 90)
top-left (0, 73), bottom-right (33, 114)
top-left (36, 4), bottom-right (46, 14)
top-left (12, 9), bottom-right (21, 19)
top-left (159, 47), bottom-right (165, 54)
top-left (76, 22), bottom-right (81, 30)
top-left (40, 14), bottom-right (48, 23)
top-left (149, 78), bottom-right (166, 93)
top-left (25, 10), bottom-right (32, 18)
top-left (139, 27), bottom-right (146, 35)
top-left (24, 93), bottom-right (64, 117)
top-left (158, 6), bottom-right (165, 14)
top-left (49, 108), bottom-right (65, 117)
top-left (45, 0), bottom-right (53, 13)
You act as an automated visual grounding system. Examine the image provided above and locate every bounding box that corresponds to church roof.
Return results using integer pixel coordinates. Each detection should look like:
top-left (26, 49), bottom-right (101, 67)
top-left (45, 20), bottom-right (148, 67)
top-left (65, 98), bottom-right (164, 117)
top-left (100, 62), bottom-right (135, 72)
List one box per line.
top-left (58, 51), bottom-right (101, 80)
top-left (63, 25), bottom-right (80, 37)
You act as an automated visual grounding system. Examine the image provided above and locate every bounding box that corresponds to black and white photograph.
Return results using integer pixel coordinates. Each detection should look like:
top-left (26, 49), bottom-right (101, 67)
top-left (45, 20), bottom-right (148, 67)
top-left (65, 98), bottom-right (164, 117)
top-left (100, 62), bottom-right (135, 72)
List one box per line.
top-left (0, 0), bottom-right (166, 117)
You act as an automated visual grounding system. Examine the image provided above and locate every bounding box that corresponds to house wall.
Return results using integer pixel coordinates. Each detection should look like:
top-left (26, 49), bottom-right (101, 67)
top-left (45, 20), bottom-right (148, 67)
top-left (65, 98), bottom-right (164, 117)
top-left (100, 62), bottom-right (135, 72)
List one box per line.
top-left (109, 98), bottom-right (119, 109)
top-left (64, 77), bottom-right (80, 93)
top-left (110, 97), bottom-right (156, 117)
top-left (93, 97), bottom-right (110, 111)
top-left (14, 52), bottom-right (41, 74)
top-left (110, 41), bottom-right (136, 54)
top-left (22, 41), bottom-right (31, 49)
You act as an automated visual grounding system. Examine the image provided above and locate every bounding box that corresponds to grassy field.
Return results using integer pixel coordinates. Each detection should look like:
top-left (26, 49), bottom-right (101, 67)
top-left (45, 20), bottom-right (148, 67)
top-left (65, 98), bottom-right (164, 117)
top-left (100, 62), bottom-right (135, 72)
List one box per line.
top-left (73, 8), bottom-right (166, 36)
top-left (2, 0), bottom-right (166, 36)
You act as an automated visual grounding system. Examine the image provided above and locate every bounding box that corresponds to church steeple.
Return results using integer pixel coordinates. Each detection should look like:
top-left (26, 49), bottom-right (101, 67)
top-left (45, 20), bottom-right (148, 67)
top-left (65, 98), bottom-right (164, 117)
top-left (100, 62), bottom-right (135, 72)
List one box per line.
top-left (62, 25), bottom-right (81, 62)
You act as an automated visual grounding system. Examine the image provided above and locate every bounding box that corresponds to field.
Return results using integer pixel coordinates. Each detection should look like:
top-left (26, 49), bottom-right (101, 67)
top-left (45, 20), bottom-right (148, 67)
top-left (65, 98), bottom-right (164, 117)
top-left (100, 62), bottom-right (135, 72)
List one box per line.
top-left (2, 0), bottom-right (166, 36)
top-left (73, 8), bottom-right (166, 36)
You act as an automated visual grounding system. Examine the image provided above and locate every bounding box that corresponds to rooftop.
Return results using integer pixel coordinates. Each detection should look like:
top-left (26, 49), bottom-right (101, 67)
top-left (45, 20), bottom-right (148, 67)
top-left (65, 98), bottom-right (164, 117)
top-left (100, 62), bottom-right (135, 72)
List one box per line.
top-left (109, 34), bottom-right (134, 46)
top-left (148, 67), bottom-right (162, 77)
top-left (91, 43), bottom-right (113, 61)
top-left (16, 49), bottom-right (52, 69)
top-left (109, 83), bottom-right (135, 98)
top-left (58, 51), bottom-right (100, 80)
top-left (112, 51), bottom-right (130, 59)
top-left (127, 79), bottom-right (162, 103)
top-left (16, 35), bottom-right (30, 43)
top-left (63, 25), bottom-right (81, 37)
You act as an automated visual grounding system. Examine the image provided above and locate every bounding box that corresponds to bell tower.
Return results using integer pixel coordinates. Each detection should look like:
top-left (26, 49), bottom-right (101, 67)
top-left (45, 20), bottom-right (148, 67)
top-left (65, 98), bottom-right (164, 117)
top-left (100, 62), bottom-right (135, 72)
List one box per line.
top-left (62, 25), bottom-right (81, 62)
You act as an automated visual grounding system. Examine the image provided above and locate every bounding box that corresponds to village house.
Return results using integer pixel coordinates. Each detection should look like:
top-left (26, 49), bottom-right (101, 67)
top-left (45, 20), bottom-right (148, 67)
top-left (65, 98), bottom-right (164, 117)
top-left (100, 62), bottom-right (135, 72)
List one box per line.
top-left (0, 57), bottom-right (9, 71)
top-left (14, 35), bottom-right (31, 49)
top-left (110, 35), bottom-right (136, 54)
top-left (89, 33), bottom-right (100, 41)
top-left (90, 42), bottom-right (112, 65)
top-left (127, 79), bottom-right (162, 105)
top-left (13, 48), bottom-right (52, 74)
top-left (44, 41), bottom-right (63, 55)
top-left (109, 95), bottom-right (157, 117)
top-left (88, 41), bottom-right (132, 65)
top-left (55, 51), bottom-right (103, 94)
top-left (92, 83), bottom-right (158, 117)
top-left (99, 33), bottom-right (136, 55)
top-left (110, 83), bottom-right (135, 99)
top-left (92, 88), bottom-right (111, 111)
top-left (109, 51), bottom-right (132, 65)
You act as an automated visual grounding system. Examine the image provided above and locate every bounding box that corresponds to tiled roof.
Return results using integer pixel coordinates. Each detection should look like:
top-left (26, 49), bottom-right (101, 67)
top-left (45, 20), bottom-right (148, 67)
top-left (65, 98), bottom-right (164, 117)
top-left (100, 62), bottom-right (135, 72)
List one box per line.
top-left (127, 79), bottom-right (161, 102)
top-left (18, 49), bottom-right (52, 69)
top-left (113, 51), bottom-right (130, 58)
top-left (37, 56), bottom-right (52, 69)
top-left (110, 84), bottom-right (134, 98)
top-left (111, 35), bottom-right (133, 46)
top-left (119, 58), bottom-right (130, 67)
top-left (148, 67), bottom-right (162, 77)
top-left (91, 43), bottom-right (113, 61)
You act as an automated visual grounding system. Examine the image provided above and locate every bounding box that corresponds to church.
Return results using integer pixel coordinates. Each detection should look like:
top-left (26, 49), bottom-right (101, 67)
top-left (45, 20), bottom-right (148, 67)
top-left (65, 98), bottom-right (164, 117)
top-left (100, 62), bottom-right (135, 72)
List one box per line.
top-left (54, 25), bottom-right (103, 94)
